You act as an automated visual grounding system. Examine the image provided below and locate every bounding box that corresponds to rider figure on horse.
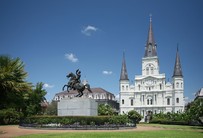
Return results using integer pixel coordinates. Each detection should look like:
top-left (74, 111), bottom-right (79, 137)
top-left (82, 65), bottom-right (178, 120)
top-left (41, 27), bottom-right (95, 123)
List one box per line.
top-left (68, 69), bottom-right (81, 90)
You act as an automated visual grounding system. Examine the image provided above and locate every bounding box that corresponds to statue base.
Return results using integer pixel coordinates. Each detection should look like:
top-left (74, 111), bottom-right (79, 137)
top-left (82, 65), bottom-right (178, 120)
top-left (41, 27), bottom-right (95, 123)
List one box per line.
top-left (57, 97), bottom-right (98, 116)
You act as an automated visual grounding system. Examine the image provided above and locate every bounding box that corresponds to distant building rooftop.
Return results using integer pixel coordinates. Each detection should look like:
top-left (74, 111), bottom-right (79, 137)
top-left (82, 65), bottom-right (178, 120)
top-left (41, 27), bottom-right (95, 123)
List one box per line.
top-left (195, 88), bottom-right (203, 100)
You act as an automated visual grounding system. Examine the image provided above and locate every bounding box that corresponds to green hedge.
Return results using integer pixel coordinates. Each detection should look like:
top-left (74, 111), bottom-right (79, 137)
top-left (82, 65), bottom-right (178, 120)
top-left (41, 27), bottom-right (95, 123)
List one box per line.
top-left (20, 115), bottom-right (132, 126)
top-left (150, 118), bottom-right (189, 125)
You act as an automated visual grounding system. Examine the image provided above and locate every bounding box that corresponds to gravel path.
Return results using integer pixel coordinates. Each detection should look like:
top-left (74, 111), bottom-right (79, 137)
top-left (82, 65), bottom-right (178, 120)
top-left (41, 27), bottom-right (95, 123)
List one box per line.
top-left (0, 125), bottom-right (164, 138)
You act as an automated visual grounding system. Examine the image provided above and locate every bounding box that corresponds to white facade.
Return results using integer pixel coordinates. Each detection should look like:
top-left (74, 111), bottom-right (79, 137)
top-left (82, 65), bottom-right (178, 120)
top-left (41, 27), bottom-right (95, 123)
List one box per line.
top-left (119, 18), bottom-right (184, 122)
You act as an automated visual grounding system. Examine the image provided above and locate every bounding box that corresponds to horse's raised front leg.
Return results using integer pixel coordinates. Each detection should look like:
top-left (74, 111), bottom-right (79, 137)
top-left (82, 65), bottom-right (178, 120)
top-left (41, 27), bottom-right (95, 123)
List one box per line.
top-left (62, 85), bottom-right (69, 92)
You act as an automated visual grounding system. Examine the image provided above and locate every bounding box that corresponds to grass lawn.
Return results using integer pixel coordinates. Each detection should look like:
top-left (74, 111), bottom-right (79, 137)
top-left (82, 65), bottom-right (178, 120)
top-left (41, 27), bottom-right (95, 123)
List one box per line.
top-left (16, 130), bottom-right (203, 138)
top-left (16, 124), bottom-right (203, 138)
top-left (140, 123), bottom-right (203, 130)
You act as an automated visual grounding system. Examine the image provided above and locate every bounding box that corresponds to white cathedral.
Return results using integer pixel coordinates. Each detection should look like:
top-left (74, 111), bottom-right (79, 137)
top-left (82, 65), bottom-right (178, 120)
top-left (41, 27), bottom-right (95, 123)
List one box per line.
top-left (119, 18), bottom-right (184, 122)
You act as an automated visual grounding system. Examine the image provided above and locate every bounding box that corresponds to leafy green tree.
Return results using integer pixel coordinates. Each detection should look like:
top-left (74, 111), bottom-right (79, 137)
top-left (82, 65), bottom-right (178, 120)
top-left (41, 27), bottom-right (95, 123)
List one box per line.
top-left (0, 55), bottom-right (31, 110)
top-left (24, 82), bottom-right (47, 116)
top-left (98, 104), bottom-right (115, 116)
top-left (45, 101), bottom-right (57, 115)
top-left (186, 98), bottom-right (203, 124)
top-left (127, 110), bottom-right (143, 123)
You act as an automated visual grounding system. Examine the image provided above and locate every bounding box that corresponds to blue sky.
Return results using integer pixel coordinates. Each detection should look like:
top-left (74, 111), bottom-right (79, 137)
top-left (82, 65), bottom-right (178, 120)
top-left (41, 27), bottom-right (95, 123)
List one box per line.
top-left (1, 0), bottom-right (203, 102)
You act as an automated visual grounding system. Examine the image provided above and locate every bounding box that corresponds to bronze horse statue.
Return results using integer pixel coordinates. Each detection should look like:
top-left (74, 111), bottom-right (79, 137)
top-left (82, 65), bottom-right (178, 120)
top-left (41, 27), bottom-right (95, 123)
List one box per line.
top-left (62, 72), bottom-right (92, 97)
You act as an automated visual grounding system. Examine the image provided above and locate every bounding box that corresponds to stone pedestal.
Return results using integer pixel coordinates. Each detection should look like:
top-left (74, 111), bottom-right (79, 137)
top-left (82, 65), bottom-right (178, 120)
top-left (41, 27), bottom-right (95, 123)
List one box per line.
top-left (57, 97), bottom-right (98, 116)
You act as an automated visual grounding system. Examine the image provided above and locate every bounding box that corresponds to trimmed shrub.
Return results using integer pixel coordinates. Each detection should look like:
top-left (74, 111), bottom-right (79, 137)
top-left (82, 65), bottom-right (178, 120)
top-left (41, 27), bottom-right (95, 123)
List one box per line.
top-left (20, 115), bottom-right (135, 128)
top-left (127, 110), bottom-right (143, 123)
top-left (150, 112), bottom-right (189, 125)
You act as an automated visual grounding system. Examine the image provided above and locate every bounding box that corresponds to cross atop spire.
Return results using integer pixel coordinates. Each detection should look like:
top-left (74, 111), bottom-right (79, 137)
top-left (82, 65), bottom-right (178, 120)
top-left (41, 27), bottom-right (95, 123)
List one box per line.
top-left (144, 15), bottom-right (157, 57)
top-left (149, 13), bottom-right (152, 22)
top-left (173, 45), bottom-right (183, 77)
top-left (120, 52), bottom-right (129, 81)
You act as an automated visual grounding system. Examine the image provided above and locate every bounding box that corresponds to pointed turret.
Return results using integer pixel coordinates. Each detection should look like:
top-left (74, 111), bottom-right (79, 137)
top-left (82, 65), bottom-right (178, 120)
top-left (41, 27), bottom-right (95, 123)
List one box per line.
top-left (144, 15), bottom-right (157, 57)
top-left (120, 52), bottom-right (129, 81)
top-left (173, 46), bottom-right (183, 77)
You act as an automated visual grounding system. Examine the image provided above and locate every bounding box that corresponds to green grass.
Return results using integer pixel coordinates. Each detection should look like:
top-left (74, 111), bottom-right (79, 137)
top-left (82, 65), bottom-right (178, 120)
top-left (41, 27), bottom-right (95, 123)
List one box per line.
top-left (16, 124), bottom-right (203, 138)
top-left (140, 123), bottom-right (203, 130)
top-left (16, 130), bottom-right (203, 138)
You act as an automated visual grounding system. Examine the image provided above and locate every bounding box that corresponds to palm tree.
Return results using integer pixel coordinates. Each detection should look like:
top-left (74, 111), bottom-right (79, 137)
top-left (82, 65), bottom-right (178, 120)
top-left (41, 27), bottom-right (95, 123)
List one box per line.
top-left (0, 55), bottom-right (31, 109)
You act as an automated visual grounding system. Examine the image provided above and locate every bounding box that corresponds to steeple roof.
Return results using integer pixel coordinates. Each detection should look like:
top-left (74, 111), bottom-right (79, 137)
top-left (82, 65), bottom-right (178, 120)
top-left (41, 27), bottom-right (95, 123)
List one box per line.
top-left (173, 46), bottom-right (183, 77)
top-left (144, 15), bottom-right (157, 57)
top-left (120, 52), bottom-right (129, 81)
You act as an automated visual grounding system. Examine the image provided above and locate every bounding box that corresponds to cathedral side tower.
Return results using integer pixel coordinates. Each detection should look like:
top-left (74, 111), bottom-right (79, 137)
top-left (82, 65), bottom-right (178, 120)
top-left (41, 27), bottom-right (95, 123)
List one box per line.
top-left (119, 52), bottom-right (132, 113)
top-left (172, 47), bottom-right (184, 112)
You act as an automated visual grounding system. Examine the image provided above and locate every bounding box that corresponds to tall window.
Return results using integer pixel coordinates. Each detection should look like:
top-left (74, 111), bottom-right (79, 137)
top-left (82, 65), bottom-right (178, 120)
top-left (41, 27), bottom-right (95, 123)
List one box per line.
top-left (167, 98), bottom-right (170, 105)
top-left (138, 84), bottom-right (141, 91)
top-left (151, 67), bottom-right (154, 74)
top-left (150, 99), bottom-right (153, 105)
top-left (176, 82), bottom-right (179, 88)
top-left (176, 98), bottom-right (179, 103)
top-left (160, 84), bottom-right (162, 90)
top-left (147, 98), bottom-right (153, 105)
top-left (131, 99), bottom-right (133, 106)
top-left (122, 85), bottom-right (124, 91)
top-left (155, 94), bottom-right (157, 102)
top-left (146, 67), bottom-right (149, 75)
top-left (122, 99), bottom-right (124, 104)
top-left (126, 86), bottom-right (128, 91)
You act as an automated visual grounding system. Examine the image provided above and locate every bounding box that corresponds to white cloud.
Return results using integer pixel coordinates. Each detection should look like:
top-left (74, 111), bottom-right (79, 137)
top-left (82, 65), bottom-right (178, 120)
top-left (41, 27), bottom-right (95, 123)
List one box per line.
top-left (102, 70), bottom-right (113, 75)
top-left (65, 53), bottom-right (78, 62)
top-left (43, 83), bottom-right (54, 88)
top-left (81, 25), bottom-right (98, 36)
top-left (184, 96), bottom-right (192, 105)
top-left (115, 94), bottom-right (119, 102)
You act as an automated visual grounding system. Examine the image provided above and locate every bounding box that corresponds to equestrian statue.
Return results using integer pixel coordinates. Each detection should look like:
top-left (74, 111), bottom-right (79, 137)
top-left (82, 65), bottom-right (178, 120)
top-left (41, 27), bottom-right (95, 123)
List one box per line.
top-left (62, 69), bottom-right (92, 97)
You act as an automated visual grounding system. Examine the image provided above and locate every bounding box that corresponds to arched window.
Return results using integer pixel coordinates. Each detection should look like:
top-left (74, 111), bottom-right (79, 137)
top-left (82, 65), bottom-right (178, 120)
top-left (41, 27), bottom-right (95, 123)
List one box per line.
top-left (176, 98), bottom-right (179, 103)
top-left (146, 67), bottom-right (149, 75)
top-left (122, 99), bottom-right (124, 104)
top-left (126, 86), bottom-right (128, 91)
top-left (131, 99), bottom-right (133, 106)
top-left (122, 85), bottom-right (124, 91)
top-left (181, 83), bottom-right (183, 88)
top-left (151, 67), bottom-right (154, 74)
top-left (138, 84), bottom-right (141, 91)
top-left (160, 84), bottom-right (162, 90)
top-left (167, 98), bottom-right (170, 105)
top-left (147, 98), bottom-right (153, 105)
top-left (176, 82), bottom-right (179, 88)
top-left (150, 99), bottom-right (153, 105)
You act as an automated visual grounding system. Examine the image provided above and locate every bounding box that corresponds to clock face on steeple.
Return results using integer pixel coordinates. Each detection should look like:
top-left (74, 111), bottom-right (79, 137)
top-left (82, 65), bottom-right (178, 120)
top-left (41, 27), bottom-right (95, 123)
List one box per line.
top-left (145, 79), bottom-right (154, 86)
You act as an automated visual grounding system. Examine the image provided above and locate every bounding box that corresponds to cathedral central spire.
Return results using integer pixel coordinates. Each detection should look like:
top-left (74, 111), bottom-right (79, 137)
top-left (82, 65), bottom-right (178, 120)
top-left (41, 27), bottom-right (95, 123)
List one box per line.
top-left (144, 15), bottom-right (157, 57)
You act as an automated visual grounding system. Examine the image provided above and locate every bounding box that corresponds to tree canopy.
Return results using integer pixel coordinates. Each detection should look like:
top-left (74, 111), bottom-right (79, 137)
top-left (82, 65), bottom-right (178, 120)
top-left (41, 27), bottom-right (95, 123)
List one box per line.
top-left (0, 55), bottom-right (47, 124)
